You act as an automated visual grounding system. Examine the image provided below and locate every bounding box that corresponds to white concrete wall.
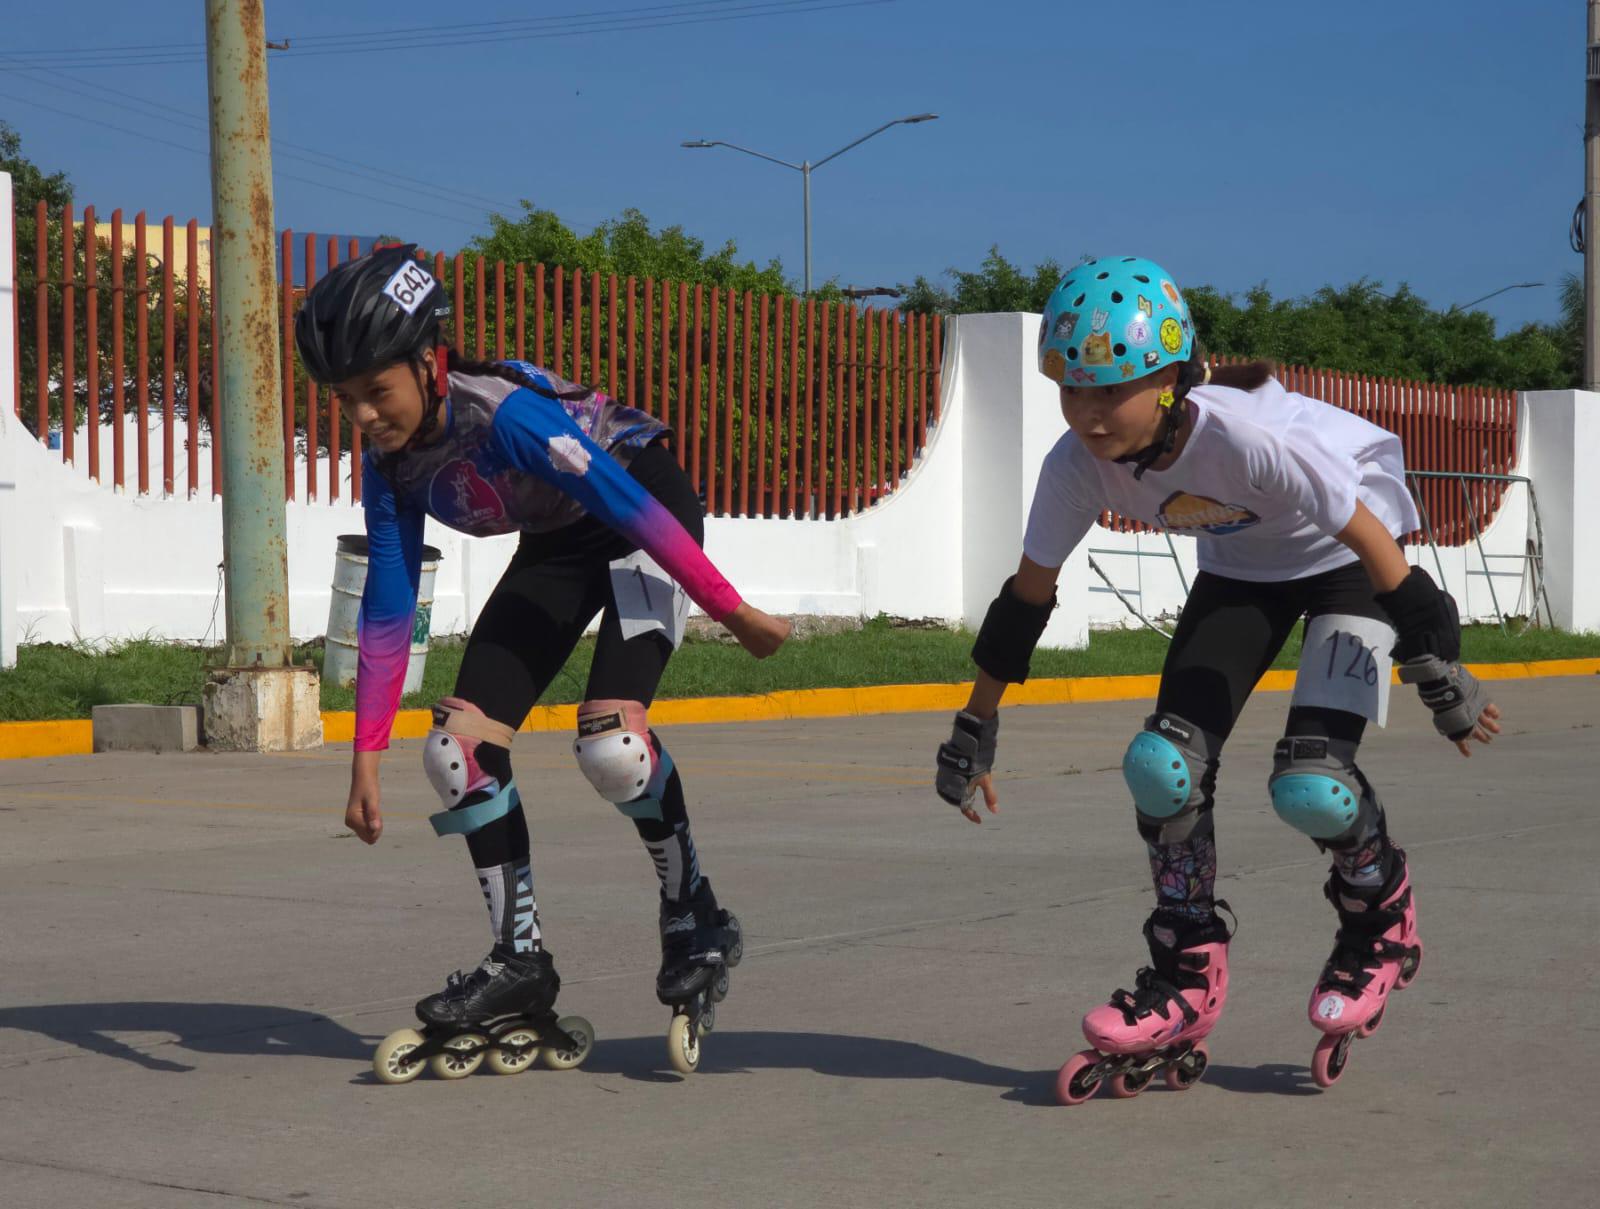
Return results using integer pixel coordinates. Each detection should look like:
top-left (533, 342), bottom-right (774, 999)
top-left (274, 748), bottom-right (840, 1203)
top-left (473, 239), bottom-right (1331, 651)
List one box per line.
top-left (0, 264), bottom-right (1587, 666)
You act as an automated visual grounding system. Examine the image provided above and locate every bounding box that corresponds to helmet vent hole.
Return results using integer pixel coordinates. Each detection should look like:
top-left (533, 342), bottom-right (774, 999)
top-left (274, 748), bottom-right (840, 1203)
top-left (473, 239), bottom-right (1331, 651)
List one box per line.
top-left (1110, 291), bottom-right (1124, 304)
top-left (1096, 271), bottom-right (1110, 280)
top-left (1067, 347), bottom-right (1079, 361)
top-left (1072, 293), bottom-right (1086, 306)
top-left (1134, 274), bottom-right (1151, 284)
top-left (1113, 343), bottom-right (1126, 356)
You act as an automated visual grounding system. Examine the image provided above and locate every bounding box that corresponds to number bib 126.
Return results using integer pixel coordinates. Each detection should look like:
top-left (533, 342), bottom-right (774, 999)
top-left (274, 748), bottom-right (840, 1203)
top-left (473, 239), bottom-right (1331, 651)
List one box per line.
top-left (608, 550), bottom-right (690, 649)
top-left (1290, 612), bottom-right (1395, 726)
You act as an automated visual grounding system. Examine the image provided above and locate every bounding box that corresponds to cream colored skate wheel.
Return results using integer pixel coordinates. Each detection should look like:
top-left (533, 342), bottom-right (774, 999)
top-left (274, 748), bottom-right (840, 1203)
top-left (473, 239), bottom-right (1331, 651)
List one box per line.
top-left (373, 1028), bottom-right (427, 1085)
top-left (541, 1015), bottom-right (595, 1071)
top-left (428, 1033), bottom-right (486, 1079)
top-left (486, 1028), bottom-right (540, 1076)
top-left (667, 1013), bottom-right (700, 1075)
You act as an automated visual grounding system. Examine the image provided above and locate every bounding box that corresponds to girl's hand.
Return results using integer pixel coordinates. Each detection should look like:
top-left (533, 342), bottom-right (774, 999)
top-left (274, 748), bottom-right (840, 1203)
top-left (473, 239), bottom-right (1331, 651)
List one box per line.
top-left (346, 752), bottom-right (384, 844)
top-left (724, 602), bottom-right (792, 658)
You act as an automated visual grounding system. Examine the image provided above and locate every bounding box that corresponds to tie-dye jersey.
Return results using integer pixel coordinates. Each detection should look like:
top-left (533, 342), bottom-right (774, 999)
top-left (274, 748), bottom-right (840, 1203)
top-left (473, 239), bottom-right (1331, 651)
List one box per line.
top-left (354, 363), bottom-right (743, 751)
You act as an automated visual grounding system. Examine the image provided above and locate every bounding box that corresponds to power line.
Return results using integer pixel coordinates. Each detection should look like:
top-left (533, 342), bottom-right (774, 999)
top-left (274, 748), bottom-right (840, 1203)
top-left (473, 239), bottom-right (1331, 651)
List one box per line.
top-left (0, 0), bottom-right (893, 69)
top-left (0, 53), bottom-right (522, 219)
top-left (0, 86), bottom-right (506, 228)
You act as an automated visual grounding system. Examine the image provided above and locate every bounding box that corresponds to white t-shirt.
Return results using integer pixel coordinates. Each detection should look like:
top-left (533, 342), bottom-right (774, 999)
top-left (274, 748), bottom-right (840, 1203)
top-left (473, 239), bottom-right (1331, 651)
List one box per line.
top-left (1022, 377), bottom-right (1419, 582)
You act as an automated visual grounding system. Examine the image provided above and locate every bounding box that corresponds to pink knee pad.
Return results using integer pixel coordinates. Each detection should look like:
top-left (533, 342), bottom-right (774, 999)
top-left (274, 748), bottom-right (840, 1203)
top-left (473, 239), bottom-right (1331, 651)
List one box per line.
top-left (573, 699), bottom-right (672, 807)
top-left (423, 697), bottom-right (515, 806)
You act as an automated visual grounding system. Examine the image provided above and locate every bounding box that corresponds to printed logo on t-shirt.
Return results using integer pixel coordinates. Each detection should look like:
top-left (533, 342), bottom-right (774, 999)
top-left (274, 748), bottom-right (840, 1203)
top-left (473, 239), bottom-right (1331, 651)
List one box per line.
top-left (430, 459), bottom-right (508, 528)
top-left (1157, 491), bottom-right (1261, 536)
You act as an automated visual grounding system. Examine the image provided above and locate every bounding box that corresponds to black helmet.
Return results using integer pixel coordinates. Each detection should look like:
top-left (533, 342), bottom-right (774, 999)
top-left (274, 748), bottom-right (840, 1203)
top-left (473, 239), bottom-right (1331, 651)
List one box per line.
top-left (294, 243), bottom-right (451, 384)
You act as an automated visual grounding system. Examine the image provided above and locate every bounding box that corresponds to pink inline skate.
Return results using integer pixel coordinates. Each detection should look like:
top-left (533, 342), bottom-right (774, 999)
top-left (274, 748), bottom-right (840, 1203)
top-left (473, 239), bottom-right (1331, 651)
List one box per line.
top-left (1056, 904), bottom-right (1233, 1105)
top-left (1308, 853), bottom-right (1422, 1088)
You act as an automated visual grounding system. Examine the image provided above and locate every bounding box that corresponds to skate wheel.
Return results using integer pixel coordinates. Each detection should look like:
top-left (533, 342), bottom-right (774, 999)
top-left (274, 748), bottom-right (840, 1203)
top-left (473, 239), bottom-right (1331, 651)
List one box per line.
top-left (698, 1001), bottom-right (717, 1035)
top-left (1312, 1031), bottom-right (1353, 1088)
top-left (668, 1012), bottom-right (700, 1075)
top-left (486, 1028), bottom-right (540, 1076)
top-left (1055, 1050), bottom-right (1103, 1106)
top-left (428, 1033), bottom-right (486, 1080)
top-left (1108, 1065), bottom-right (1155, 1099)
top-left (1397, 939), bottom-right (1423, 989)
top-left (1164, 1042), bottom-right (1209, 1092)
top-left (541, 1015), bottom-right (594, 1071)
top-left (724, 916), bottom-right (744, 967)
top-left (373, 1028), bottom-right (427, 1085)
top-left (1358, 1006), bottom-right (1386, 1039)
top-left (708, 965), bottom-right (730, 1004)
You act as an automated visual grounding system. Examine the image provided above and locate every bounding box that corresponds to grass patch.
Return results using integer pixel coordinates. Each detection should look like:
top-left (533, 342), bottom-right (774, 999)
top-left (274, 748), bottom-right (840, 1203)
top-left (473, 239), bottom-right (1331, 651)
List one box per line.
top-left (2, 621), bottom-right (1597, 722)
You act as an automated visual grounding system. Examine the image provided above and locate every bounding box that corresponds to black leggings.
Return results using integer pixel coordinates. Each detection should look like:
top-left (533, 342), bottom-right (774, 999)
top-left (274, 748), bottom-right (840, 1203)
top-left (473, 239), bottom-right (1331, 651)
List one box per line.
top-left (1157, 558), bottom-right (1390, 748)
top-left (455, 441), bottom-right (701, 722)
top-left (453, 441), bottom-right (702, 864)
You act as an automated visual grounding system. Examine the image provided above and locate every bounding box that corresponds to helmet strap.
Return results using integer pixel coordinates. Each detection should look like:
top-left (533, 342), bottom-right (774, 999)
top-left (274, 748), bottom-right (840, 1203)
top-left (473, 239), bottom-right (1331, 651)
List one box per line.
top-left (1116, 389), bottom-right (1184, 481)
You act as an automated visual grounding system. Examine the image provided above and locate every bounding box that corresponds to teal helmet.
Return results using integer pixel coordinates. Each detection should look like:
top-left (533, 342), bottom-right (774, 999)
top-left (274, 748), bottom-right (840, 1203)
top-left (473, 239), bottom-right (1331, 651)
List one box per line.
top-left (1038, 256), bottom-right (1194, 387)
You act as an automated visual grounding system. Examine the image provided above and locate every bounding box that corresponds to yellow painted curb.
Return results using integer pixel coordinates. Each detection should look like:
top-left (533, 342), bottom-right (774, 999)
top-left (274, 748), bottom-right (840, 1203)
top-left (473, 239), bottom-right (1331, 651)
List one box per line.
top-left (0, 719), bottom-right (94, 760)
top-left (4, 658), bottom-right (1597, 760)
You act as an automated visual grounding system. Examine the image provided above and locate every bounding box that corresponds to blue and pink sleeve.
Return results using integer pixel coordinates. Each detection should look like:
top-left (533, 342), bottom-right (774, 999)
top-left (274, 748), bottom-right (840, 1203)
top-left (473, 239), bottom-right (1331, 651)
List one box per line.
top-left (354, 458), bottom-right (426, 752)
top-left (489, 390), bottom-right (743, 621)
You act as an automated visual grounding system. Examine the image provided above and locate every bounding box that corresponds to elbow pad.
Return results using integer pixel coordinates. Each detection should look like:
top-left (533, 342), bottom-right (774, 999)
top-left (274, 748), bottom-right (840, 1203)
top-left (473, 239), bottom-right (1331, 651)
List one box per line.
top-left (971, 576), bottom-right (1056, 684)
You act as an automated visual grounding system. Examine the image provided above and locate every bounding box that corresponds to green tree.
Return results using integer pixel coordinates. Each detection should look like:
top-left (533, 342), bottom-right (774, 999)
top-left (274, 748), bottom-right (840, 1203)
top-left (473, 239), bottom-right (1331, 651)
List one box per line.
top-left (900, 245), bottom-right (1063, 315)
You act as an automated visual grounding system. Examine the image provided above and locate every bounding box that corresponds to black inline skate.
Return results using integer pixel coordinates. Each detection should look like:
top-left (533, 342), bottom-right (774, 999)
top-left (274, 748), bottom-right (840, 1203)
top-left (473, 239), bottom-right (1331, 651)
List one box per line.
top-left (656, 878), bottom-right (743, 1074)
top-left (372, 947), bottom-right (593, 1084)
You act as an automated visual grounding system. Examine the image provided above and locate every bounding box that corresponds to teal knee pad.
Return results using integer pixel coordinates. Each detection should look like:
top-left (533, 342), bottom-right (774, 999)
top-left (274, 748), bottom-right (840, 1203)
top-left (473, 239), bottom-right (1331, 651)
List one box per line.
top-left (1124, 714), bottom-right (1215, 845)
top-left (1268, 736), bottom-right (1373, 844)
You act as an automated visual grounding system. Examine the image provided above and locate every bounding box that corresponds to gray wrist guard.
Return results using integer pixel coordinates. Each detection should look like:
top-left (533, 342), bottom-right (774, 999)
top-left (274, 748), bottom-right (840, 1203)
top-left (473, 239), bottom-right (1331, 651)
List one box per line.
top-left (1397, 655), bottom-right (1489, 742)
top-left (936, 710), bottom-right (999, 808)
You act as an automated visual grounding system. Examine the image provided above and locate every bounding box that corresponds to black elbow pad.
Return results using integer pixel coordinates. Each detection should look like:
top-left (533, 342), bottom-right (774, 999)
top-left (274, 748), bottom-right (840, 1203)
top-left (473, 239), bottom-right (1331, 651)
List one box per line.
top-left (971, 576), bottom-right (1056, 683)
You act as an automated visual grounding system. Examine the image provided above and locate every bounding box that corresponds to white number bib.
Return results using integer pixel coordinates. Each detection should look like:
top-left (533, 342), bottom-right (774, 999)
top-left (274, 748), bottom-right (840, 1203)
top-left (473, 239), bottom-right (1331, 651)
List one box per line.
top-left (609, 550), bottom-right (690, 649)
top-left (1291, 613), bottom-right (1395, 726)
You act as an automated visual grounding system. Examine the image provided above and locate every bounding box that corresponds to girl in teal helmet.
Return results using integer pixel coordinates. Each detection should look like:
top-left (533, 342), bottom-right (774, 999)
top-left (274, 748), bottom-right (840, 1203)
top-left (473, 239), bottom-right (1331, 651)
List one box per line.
top-left (935, 256), bottom-right (1504, 1100)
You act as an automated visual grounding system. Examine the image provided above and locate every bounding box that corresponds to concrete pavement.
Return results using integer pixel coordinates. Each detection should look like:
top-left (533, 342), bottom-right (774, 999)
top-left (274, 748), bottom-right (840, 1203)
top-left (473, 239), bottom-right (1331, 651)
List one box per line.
top-left (1, 676), bottom-right (1595, 1207)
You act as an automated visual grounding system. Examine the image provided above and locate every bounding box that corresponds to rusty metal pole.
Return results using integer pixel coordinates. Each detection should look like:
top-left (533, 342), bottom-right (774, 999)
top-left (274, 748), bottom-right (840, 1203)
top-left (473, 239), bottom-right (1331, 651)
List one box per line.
top-left (205, 0), bottom-right (289, 670)
top-left (203, 1), bottom-right (318, 751)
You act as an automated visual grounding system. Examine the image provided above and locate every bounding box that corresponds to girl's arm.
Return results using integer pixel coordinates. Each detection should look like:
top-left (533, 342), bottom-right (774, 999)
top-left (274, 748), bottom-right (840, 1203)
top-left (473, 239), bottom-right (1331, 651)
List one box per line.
top-left (1333, 500), bottom-right (1410, 593)
top-left (354, 461), bottom-right (426, 754)
top-left (490, 392), bottom-right (741, 621)
top-left (937, 554), bottom-right (1063, 825)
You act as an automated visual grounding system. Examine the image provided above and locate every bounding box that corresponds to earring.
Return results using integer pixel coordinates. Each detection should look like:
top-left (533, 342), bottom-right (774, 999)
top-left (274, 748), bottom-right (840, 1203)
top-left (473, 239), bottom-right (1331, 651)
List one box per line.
top-left (1157, 387), bottom-right (1175, 410)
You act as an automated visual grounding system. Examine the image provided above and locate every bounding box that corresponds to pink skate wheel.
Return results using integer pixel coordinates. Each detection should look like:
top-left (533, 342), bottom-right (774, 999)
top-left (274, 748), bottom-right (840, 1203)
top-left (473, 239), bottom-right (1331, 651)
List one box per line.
top-left (1312, 1031), bottom-right (1352, 1088)
top-left (1358, 1006), bottom-right (1386, 1039)
top-left (1108, 1065), bottom-right (1155, 1099)
top-left (1055, 1050), bottom-right (1103, 1106)
top-left (1164, 1042), bottom-right (1209, 1092)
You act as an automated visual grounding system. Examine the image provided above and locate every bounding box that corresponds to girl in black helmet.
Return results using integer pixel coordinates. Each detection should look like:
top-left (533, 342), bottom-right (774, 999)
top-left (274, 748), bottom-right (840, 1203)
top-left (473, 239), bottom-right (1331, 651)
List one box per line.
top-left (296, 243), bottom-right (789, 1079)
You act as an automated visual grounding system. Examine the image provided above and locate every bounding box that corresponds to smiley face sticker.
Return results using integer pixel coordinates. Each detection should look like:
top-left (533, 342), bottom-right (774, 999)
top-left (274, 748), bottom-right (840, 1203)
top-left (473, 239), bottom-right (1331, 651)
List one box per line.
top-left (1158, 317), bottom-right (1184, 355)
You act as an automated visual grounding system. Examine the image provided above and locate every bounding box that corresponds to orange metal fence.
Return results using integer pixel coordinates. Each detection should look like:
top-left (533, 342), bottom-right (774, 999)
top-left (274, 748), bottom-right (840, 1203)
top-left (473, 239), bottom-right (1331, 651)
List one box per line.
top-left (14, 204), bottom-right (1518, 543)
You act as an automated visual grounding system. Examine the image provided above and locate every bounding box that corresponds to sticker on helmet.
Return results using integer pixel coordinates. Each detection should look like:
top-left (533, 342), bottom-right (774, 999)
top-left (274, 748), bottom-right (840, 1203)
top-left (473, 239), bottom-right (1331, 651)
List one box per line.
top-left (1042, 348), bottom-right (1067, 381)
top-left (1081, 332), bottom-right (1114, 366)
top-left (1053, 311), bottom-right (1080, 341)
top-left (383, 260), bottom-right (437, 315)
top-left (1090, 307), bottom-right (1110, 334)
top-left (1159, 317), bottom-right (1184, 354)
top-left (1119, 362), bottom-right (1136, 379)
top-left (1137, 295), bottom-right (1154, 317)
top-left (1143, 350), bottom-right (1162, 368)
top-left (1161, 280), bottom-right (1182, 306)
top-left (1125, 316), bottom-right (1152, 347)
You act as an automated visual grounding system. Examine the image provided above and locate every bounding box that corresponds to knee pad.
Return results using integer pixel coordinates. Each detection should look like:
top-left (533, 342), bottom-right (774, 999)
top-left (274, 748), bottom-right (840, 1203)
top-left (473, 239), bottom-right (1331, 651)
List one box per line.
top-left (573, 699), bottom-right (675, 822)
top-left (1123, 713), bottom-right (1218, 845)
top-left (424, 697), bottom-right (519, 837)
top-left (1268, 736), bottom-right (1381, 847)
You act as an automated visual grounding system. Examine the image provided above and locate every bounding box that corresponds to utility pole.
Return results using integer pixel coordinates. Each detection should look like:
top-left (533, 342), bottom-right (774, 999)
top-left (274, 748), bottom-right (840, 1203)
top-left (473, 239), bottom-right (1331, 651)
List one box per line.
top-left (202, 0), bottom-right (320, 750)
top-left (1587, 0), bottom-right (1600, 389)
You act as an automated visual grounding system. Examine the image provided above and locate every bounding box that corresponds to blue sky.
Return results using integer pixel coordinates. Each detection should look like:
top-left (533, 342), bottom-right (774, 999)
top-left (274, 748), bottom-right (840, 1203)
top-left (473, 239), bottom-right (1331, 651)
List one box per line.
top-left (0, 0), bottom-right (1579, 328)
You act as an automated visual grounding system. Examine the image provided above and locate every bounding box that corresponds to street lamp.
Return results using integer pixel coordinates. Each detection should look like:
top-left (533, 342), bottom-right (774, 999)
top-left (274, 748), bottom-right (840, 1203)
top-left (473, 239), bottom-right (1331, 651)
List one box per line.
top-left (682, 113), bottom-right (938, 294)
top-left (1447, 282), bottom-right (1545, 314)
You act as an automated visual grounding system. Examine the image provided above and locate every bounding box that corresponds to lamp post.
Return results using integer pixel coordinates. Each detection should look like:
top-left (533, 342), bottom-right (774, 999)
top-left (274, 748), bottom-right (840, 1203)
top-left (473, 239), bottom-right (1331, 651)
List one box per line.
top-left (1447, 282), bottom-right (1545, 314)
top-left (682, 113), bottom-right (938, 294)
